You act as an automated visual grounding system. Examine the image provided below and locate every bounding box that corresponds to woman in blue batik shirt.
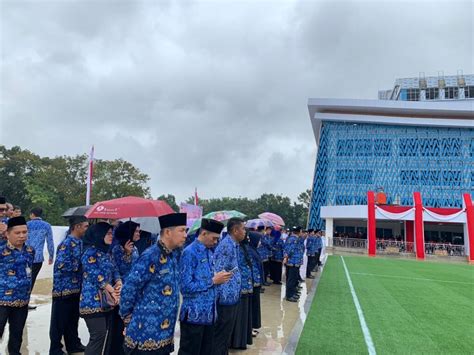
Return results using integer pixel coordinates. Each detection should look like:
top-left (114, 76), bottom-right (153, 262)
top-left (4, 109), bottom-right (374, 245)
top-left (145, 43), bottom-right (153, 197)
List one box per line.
top-left (248, 231), bottom-right (263, 337)
top-left (110, 221), bottom-right (140, 355)
top-left (80, 222), bottom-right (121, 355)
top-left (270, 229), bottom-right (284, 284)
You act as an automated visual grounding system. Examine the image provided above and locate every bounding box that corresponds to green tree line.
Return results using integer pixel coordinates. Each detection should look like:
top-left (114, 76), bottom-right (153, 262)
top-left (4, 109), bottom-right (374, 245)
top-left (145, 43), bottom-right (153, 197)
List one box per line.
top-left (1, 145), bottom-right (310, 227)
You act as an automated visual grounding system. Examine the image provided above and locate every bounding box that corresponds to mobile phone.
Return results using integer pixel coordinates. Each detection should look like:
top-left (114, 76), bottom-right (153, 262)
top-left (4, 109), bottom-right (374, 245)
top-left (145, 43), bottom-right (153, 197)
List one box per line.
top-left (227, 266), bottom-right (239, 274)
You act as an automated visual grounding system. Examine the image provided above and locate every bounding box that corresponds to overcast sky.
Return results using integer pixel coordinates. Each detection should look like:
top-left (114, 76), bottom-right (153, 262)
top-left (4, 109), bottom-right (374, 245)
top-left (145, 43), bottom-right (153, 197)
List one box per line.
top-left (1, 0), bottom-right (472, 203)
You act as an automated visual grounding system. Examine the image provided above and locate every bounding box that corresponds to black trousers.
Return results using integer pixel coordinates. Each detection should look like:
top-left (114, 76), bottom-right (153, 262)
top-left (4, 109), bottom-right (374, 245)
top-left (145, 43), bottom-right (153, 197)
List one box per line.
top-left (31, 262), bottom-right (43, 291)
top-left (306, 256), bottom-right (316, 277)
top-left (178, 321), bottom-right (214, 355)
top-left (49, 294), bottom-right (82, 354)
top-left (285, 266), bottom-right (299, 299)
top-left (110, 307), bottom-right (125, 355)
top-left (263, 261), bottom-right (270, 281)
top-left (124, 346), bottom-right (172, 355)
top-left (270, 260), bottom-right (282, 283)
top-left (213, 303), bottom-right (239, 355)
top-left (0, 305), bottom-right (28, 355)
top-left (251, 287), bottom-right (261, 329)
top-left (84, 312), bottom-right (112, 355)
top-left (316, 248), bottom-right (322, 266)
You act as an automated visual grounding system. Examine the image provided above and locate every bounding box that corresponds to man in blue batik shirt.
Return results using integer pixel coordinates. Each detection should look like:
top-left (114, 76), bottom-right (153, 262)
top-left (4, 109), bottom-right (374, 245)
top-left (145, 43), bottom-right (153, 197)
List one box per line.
top-left (178, 218), bottom-right (231, 355)
top-left (26, 207), bottom-right (54, 293)
top-left (212, 217), bottom-right (246, 355)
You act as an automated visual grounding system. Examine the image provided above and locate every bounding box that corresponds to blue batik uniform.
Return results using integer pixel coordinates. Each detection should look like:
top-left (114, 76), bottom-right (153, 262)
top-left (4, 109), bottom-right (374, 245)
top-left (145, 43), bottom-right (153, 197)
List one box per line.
top-left (256, 232), bottom-right (270, 262)
top-left (271, 237), bottom-right (284, 262)
top-left (213, 235), bottom-right (241, 306)
top-left (0, 243), bottom-right (35, 307)
top-left (179, 240), bottom-right (217, 325)
top-left (111, 244), bottom-right (139, 282)
top-left (119, 242), bottom-right (179, 352)
top-left (238, 244), bottom-right (253, 295)
top-left (79, 247), bottom-right (121, 316)
top-left (284, 235), bottom-right (303, 267)
top-left (315, 237), bottom-right (324, 251)
top-left (52, 235), bottom-right (83, 298)
top-left (306, 236), bottom-right (317, 256)
top-left (248, 247), bottom-right (262, 287)
top-left (26, 218), bottom-right (54, 263)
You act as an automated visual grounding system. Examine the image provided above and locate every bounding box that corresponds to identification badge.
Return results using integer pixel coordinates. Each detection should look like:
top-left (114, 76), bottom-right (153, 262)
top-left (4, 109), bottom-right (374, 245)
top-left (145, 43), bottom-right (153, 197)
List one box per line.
top-left (26, 267), bottom-right (31, 277)
top-left (159, 268), bottom-right (169, 275)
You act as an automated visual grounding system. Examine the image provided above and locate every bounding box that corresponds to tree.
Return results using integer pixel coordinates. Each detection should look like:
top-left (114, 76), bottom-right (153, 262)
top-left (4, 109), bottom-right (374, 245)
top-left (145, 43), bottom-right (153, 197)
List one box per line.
top-left (297, 189), bottom-right (312, 209)
top-left (157, 194), bottom-right (179, 212)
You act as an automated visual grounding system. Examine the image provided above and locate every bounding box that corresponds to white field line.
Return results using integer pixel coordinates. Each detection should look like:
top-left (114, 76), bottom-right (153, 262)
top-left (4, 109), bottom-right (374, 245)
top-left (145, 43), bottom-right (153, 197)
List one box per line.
top-left (350, 272), bottom-right (474, 285)
top-left (341, 256), bottom-right (377, 355)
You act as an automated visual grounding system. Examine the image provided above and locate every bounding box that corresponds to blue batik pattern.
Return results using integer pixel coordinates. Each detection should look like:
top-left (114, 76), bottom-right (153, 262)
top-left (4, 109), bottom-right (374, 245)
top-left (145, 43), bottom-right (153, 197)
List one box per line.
top-left (271, 238), bottom-right (284, 261)
top-left (79, 247), bottom-right (121, 316)
top-left (284, 235), bottom-right (303, 267)
top-left (213, 235), bottom-right (241, 306)
top-left (248, 246), bottom-right (262, 287)
top-left (179, 240), bottom-right (216, 325)
top-left (238, 244), bottom-right (253, 295)
top-left (52, 235), bottom-right (82, 298)
top-left (119, 243), bottom-right (179, 351)
top-left (111, 244), bottom-right (139, 282)
top-left (0, 243), bottom-right (34, 307)
top-left (306, 236), bottom-right (318, 256)
top-left (26, 218), bottom-right (54, 263)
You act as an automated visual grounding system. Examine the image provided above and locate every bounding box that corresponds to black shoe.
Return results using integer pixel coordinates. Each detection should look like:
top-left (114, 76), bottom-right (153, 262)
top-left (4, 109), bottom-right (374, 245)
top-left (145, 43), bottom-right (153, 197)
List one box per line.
top-left (297, 285), bottom-right (302, 290)
top-left (273, 281), bottom-right (282, 285)
top-left (263, 282), bottom-right (271, 286)
top-left (260, 288), bottom-right (265, 293)
top-left (307, 275), bottom-right (315, 279)
top-left (28, 305), bottom-right (37, 311)
top-left (286, 297), bottom-right (298, 302)
top-left (68, 344), bottom-right (86, 353)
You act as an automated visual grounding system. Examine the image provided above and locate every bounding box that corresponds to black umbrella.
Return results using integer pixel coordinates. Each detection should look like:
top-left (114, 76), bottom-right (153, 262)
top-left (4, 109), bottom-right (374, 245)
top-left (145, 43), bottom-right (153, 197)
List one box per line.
top-left (62, 205), bottom-right (91, 218)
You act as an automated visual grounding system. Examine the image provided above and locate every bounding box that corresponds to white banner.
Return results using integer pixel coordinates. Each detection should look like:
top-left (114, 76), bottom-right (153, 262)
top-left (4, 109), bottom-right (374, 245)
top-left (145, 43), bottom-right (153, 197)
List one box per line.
top-left (375, 206), bottom-right (415, 221)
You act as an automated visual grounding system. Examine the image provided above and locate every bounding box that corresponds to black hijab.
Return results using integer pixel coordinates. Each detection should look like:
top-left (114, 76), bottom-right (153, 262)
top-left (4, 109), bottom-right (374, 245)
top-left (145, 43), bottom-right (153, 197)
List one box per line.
top-left (114, 221), bottom-right (140, 247)
top-left (82, 222), bottom-right (112, 253)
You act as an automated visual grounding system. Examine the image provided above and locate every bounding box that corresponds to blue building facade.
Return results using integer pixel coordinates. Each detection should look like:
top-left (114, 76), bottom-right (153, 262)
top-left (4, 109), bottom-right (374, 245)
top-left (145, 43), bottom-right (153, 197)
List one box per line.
top-left (308, 121), bottom-right (474, 230)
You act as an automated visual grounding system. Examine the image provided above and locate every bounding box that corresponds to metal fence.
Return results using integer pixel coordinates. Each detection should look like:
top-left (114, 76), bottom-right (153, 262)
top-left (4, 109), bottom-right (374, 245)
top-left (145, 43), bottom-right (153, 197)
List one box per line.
top-left (424, 243), bottom-right (465, 257)
top-left (377, 240), bottom-right (415, 254)
top-left (333, 237), bottom-right (367, 249)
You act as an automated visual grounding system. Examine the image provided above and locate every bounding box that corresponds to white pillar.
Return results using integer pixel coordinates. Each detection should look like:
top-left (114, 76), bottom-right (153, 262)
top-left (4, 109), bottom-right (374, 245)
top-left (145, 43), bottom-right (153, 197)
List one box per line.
top-left (325, 218), bottom-right (334, 247)
top-left (464, 223), bottom-right (470, 257)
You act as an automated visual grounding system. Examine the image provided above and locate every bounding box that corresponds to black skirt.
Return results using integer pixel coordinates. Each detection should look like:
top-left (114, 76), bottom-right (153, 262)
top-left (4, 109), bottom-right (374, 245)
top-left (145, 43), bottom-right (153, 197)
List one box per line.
top-left (251, 286), bottom-right (261, 329)
top-left (230, 294), bottom-right (253, 349)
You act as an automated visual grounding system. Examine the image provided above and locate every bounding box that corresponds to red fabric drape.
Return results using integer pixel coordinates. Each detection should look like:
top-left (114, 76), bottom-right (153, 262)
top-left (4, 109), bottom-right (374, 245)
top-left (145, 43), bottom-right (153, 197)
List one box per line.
top-left (367, 191), bottom-right (376, 256)
top-left (414, 192), bottom-right (425, 260)
top-left (463, 193), bottom-right (474, 264)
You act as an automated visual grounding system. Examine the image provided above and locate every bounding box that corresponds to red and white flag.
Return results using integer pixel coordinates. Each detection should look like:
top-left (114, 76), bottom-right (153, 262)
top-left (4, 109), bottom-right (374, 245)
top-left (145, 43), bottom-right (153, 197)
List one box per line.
top-left (194, 187), bottom-right (199, 206)
top-left (86, 146), bottom-right (94, 206)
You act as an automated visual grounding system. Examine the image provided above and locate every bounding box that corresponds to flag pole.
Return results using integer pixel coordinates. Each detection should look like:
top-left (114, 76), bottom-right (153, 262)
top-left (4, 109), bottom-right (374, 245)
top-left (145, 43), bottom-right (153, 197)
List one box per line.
top-left (86, 146), bottom-right (94, 205)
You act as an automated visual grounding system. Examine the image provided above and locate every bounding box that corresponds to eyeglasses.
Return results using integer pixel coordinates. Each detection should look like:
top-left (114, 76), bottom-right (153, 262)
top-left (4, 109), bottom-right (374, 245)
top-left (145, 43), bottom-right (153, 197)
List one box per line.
top-left (0, 208), bottom-right (6, 212)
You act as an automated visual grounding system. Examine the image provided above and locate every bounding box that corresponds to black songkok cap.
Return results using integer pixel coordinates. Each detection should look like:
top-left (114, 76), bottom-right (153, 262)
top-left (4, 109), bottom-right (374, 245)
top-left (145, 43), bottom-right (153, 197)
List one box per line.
top-left (291, 226), bottom-right (302, 232)
top-left (69, 216), bottom-right (88, 228)
top-left (307, 229), bottom-right (314, 233)
top-left (0, 196), bottom-right (6, 204)
top-left (201, 218), bottom-right (224, 234)
top-left (7, 216), bottom-right (27, 229)
top-left (159, 213), bottom-right (187, 229)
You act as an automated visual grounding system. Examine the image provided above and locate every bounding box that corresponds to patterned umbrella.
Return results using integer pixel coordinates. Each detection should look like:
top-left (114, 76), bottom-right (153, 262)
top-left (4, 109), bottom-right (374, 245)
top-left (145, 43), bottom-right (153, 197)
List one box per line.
top-left (188, 210), bottom-right (247, 234)
top-left (245, 218), bottom-right (274, 229)
top-left (258, 212), bottom-right (285, 226)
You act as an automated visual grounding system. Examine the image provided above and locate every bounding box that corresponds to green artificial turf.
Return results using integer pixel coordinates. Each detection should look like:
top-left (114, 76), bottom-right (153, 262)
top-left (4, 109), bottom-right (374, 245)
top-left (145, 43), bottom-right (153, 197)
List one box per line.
top-left (296, 255), bottom-right (474, 355)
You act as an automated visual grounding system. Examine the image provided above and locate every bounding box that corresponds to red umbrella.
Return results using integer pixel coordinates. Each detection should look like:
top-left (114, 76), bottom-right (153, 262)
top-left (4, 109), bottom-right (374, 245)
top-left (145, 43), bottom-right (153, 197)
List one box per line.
top-left (85, 196), bottom-right (174, 219)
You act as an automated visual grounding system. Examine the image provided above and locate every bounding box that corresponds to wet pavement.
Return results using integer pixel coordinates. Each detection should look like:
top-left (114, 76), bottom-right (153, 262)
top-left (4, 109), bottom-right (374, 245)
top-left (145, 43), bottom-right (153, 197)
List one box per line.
top-left (1, 255), bottom-right (322, 354)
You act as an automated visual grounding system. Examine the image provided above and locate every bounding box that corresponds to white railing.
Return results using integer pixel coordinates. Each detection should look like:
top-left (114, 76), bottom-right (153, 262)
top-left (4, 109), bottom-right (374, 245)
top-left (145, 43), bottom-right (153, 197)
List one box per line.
top-left (333, 237), bottom-right (367, 249)
top-left (424, 243), bottom-right (465, 257)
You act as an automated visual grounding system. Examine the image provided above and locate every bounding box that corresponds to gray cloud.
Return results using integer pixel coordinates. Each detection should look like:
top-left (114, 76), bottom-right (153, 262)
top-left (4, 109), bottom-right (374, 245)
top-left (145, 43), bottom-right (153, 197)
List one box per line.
top-left (1, 0), bottom-right (472, 203)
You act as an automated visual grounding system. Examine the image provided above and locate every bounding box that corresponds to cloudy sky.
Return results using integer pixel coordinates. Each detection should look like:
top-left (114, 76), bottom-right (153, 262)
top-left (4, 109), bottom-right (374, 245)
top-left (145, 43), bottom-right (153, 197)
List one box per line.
top-left (1, 0), bottom-right (472, 203)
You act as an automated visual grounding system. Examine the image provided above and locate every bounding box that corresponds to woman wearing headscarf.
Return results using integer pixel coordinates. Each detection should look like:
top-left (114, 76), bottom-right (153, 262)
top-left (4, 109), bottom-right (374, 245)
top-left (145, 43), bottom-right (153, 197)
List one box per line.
top-left (134, 230), bottom-right (157, 255)
top-left (80, 222), bottom-right (121, 355)
top-left (230, 233), bottom-right (253, 350)
top-left (110, 221), bottom-right (140, 355)
top-left (247, 231), bottom-right (263, 337)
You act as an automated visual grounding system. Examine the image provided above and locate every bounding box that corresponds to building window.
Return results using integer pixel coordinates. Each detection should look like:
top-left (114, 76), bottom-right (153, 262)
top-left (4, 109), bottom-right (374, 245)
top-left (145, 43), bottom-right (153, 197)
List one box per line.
top-left (425, 87), bottom-right (439, 100)
top-left (441, 170), bottom-right (462, 186)
top-left (399, 138), bottom-right (418, 156)
top-left (464, 86), bottom-right (474, 98)
top-left (336, 169), bottom-right (353, 184)
top-left (400, 170), bottom-right (419, 185)
top-left (419, 138), bottom-right (440, 157)
top-left (374, 139), bottom-right (392, 156)
top-left (355, 139), bottom-right (373, 156)
top-left (406, 88), bottom-right (420, 101)
top-left (440, 138), bottom-right (461, 157)
top-left (354, 169), bottom-right (373, 184)
top-left (337, 139), bottom-right (354, 156)
top-left (444, 87), bottom-right (458, 99)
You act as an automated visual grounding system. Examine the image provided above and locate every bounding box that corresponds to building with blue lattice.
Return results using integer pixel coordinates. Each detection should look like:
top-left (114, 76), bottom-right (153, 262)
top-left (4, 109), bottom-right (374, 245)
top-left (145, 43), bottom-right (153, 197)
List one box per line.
top-left (307, 74), bottom-right (474, 256)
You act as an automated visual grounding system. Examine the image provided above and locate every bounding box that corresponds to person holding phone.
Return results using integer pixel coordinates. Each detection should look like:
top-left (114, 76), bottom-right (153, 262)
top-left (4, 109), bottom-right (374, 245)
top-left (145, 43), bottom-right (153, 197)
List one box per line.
top-left (178, 218), bottom-right (230, 355)
top-left (212, 218), bottom-right (246, 355)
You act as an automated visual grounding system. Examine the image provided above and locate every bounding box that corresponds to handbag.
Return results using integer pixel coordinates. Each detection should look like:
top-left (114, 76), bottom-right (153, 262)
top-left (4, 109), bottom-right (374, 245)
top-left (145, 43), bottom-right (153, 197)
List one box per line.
top-left (99, 288), bottom-right (116, 311)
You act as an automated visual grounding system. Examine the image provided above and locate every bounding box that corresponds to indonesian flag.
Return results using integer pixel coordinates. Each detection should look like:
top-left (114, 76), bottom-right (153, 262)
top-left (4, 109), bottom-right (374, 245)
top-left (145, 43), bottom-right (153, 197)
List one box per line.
top-left (86, 146), bottom-right (94, 205)
top-left (195, 187), bottom-right (199, 206)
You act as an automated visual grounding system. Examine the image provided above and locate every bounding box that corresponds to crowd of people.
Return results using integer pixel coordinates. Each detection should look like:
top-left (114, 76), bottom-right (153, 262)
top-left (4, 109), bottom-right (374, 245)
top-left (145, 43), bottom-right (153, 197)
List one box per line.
top-left (0, 196), bottom-right (325, 355)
